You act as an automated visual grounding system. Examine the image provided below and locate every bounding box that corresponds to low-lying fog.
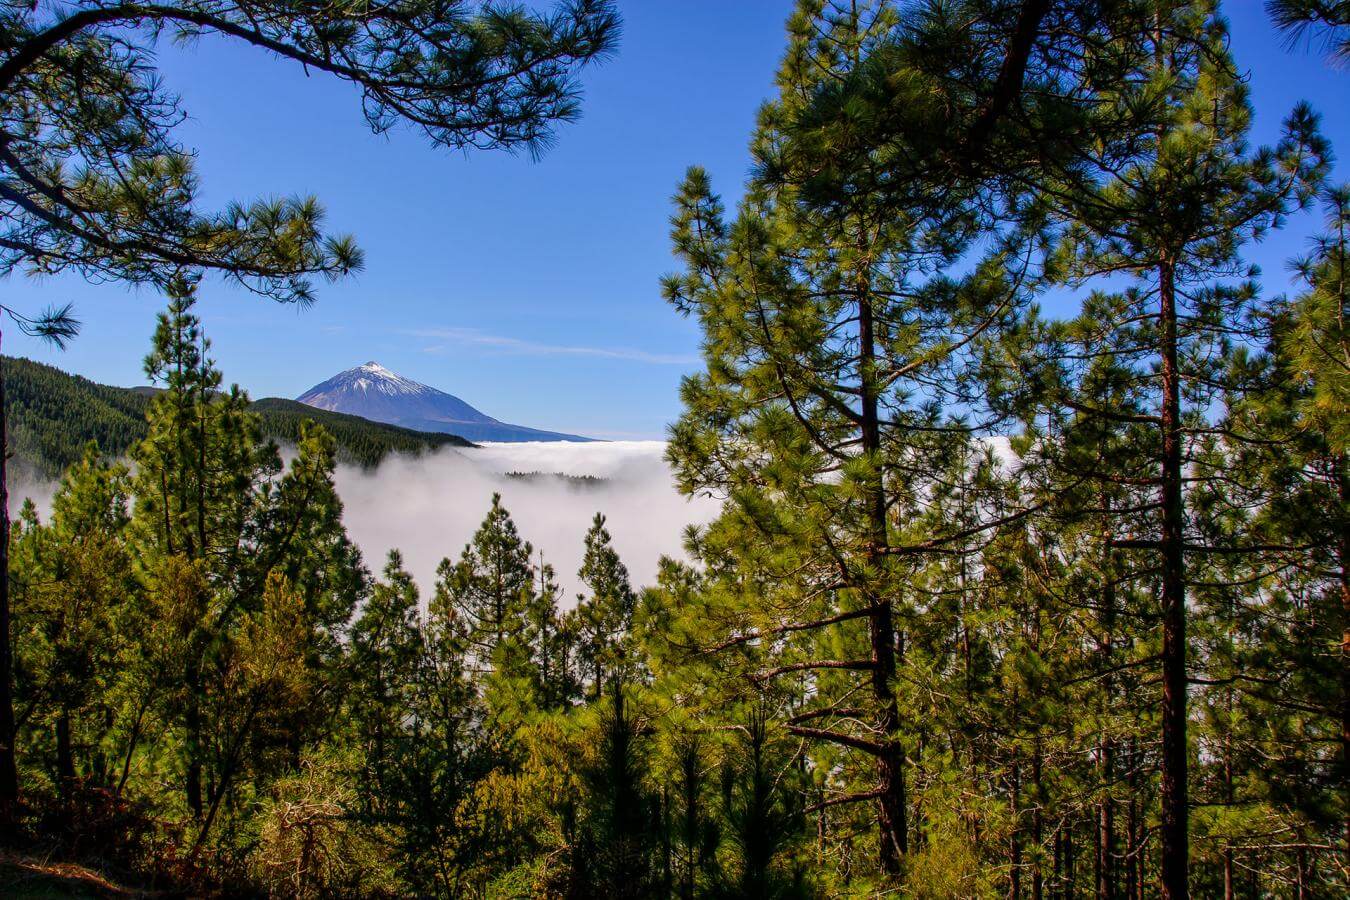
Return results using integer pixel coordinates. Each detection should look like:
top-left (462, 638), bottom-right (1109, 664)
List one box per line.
top-left (9, 442), bottom-right (723, 606)
top-left (334, 441), bottom-right (721, 604)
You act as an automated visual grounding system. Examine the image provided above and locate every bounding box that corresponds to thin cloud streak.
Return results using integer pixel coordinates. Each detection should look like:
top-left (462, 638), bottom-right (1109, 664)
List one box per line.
top-left (409, 326), bottom-right (700, 366)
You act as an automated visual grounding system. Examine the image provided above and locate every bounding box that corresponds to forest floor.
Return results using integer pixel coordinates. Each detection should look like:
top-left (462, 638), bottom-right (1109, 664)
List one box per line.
top-left (0, 849), bottom-right (150, 898)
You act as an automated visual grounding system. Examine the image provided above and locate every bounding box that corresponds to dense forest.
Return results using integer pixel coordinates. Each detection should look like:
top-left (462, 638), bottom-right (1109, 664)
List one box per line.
top-left (1, 357), bottom-right (474, 478)
top-left (0, 0), bottom-right (1347, 897)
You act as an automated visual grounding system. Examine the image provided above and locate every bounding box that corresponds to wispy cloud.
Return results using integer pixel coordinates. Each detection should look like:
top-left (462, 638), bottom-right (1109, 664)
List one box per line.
top-left (407, 327), bottom-right (699, 366)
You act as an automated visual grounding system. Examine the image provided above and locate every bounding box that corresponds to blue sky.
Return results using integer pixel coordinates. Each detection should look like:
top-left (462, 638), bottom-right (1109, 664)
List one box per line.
top-left (5, 2), bottom-right (1348, 439)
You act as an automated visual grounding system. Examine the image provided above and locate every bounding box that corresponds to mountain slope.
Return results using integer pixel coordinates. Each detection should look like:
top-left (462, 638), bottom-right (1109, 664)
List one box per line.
top-left (250, 398), bottom-right (473, 461)
top-left (297, 362), bottom-right (594, 443)
top-left (2, 357), bottom-right (473, 478)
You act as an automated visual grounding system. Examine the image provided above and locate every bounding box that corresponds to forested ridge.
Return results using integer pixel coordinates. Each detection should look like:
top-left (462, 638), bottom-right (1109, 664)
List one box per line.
top-left (0, 0), bottom-right (1347, 898)
top-left (1, 356), bottom-right (473, 477)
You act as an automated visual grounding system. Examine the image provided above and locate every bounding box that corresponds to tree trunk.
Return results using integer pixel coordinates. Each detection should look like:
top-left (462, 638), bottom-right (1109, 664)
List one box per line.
top-left (55, 708), bottom-right (74, 786)
top-left (1157, 257), bottom-right (1189, 900)
top-left (1033, 734), bottom-right (1044, 900)
top-left (192, 695), bottom-right (262, 853)
top-left (0, 345), bottom-right (18, 819)
top-left (1338, 453), bottom-right (1349, 870)
top-left (872, 597), bottom-right (906, 870)
top-left (1010, 759), bottom-right (1022, 899)
top-left (858, 288), bottom-right (906, 873)
top-left (185, 661), bottom-right (204, 818)
top-left (1126, 736), bottom-right (1139, 900)
top-left (1223, 645), bottom-right (1235, 900)
top-left (1098, 510), bottom-right (1117, 900)
top-left (116, 699), bottom-right (148, 797)
top-left (1066, 823), bottom-right (1075, 895)
top-left (1098, 781), bottom-right (1114, 900)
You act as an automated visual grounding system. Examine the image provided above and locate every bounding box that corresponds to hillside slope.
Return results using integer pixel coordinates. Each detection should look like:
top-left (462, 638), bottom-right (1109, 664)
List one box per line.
top-left (3, 357), bottom-right (473, 477)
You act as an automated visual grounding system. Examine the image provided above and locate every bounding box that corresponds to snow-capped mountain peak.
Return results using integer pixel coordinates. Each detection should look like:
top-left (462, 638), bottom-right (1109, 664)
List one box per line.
top-left (333, 361), bottom-right (432, 397)
top-left (296, 363), bottom-right (593, 443)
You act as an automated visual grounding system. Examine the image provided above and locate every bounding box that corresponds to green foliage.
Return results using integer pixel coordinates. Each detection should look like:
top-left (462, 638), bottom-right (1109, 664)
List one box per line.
top-left (0, 0), bottom-right (619, 299)
top-left (434, 494), bottom-right (540, 676)
top-left (248, 398), bottom-right (476, 463)
top-left (1, 355), bottom-right (473, 478)
top-left (567, 684), bottom-right (663, 899)
top-left (4, 2), bottom-right (1348, 897)
top-left (0, 0), bottom-right (622, 888)
top-left (574, 513), bottom-right (638, 698)
top-left (1268, 0), bottom-right (1350, 64)
top-left (1, 358), bottom-right (149, 480)
top-left (9, 447), bottom-right (132, 790)
top-left (653, 0), bottom-right (1346, 895)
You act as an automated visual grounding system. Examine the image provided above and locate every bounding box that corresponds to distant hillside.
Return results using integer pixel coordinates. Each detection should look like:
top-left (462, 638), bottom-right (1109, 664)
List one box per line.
top-left (250, 398), bottom-right (474, 463)
top-left (2, 357), bottom-right (474, 478)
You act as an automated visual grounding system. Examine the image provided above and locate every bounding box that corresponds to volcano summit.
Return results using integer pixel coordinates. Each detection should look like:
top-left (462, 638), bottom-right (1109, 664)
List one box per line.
top-left (297, 362), bottom-right (593, 443)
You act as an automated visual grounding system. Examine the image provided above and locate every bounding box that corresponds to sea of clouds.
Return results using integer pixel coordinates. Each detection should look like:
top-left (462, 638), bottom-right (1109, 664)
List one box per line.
top-left (8, 441), bottom-right (723, 606)
top-left (333, 441), bottom-right (722, 605)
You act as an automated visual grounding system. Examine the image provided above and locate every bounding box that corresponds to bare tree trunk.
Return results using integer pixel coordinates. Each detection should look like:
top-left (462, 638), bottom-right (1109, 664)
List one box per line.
top-left (1157, 257), bottom-right (1189, 900)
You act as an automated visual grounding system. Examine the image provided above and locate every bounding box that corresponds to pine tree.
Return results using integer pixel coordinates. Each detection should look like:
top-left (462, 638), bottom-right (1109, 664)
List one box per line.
top-left (0, 0), bottom-right (619, 815)
top-left (133, 278), bottom-right (265, 570)
top-left (1023, 5), bottom-right (1328, 892)
top-left (665, 732), bottom-right (719, 899)
top-left (571, 683), bottom-right (660, 899)
top-left (1197, 184), bottom-right (1349, 890)
top-left (191, 571), bottom-right (313, 851)
top-left (118, 284), bottom-right (367, 840)
top-left (531, 558), bottom-right (581, 709)
top-left (0, 0), bottom-right (620, 296)
top-left (0, 307), bottom-right (79, 811)
top-left (713, 704), bottom-right (808, 899)
top-left (249, 420), bottom-right (368, 670)
top-left (348, 551), bottom-right (422, 827)
top-left (129, 279), bottom-right (270, 820)
top-left (8, 447), bottom-right (131, 791)
top-left (662, 1), bottom-right (1035, 879)
top-left (405, 558), bottom-right (483, 894)
top-left (434, 494), bottom-right (538, 678)
top-left (575, 513), bottom-right (637, 698)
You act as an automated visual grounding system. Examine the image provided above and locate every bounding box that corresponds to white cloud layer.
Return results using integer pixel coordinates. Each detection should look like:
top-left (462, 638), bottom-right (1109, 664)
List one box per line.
top-left (7, 442), bottom-right (721, 608)
top-left (333, 441), bottom-right (721, 605)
